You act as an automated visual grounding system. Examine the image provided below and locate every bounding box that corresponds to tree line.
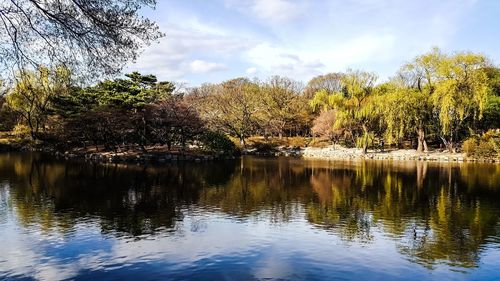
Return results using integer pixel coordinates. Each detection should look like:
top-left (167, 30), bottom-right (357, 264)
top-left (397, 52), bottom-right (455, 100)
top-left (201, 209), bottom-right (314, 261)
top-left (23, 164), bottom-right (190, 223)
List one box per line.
top-left (0, 48), bottom-right (499, 154)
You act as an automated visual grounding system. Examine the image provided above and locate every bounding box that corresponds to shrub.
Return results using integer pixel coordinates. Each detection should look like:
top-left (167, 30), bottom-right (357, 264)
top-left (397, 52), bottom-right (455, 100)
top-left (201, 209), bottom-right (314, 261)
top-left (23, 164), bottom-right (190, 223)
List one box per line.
top-left (462, 130), bottom-right (500, 158)
top-left (199, 131), bottom-right (239, 154)
top-left (462, 138), bottom-right (478, 156)
top-left (12, 124), bottom-right (30, 138)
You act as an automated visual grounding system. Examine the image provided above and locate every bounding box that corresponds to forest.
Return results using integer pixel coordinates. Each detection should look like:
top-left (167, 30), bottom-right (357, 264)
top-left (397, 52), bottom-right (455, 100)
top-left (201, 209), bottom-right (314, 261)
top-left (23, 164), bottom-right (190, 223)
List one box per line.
top-left (0, 48), bottom-right (499, 157)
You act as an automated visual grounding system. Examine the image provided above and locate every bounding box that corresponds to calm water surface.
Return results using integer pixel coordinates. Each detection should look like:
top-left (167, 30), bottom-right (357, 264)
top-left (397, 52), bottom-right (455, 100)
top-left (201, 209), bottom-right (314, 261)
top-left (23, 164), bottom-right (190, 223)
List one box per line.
top-left (0, 152), bottom-right (499, 281)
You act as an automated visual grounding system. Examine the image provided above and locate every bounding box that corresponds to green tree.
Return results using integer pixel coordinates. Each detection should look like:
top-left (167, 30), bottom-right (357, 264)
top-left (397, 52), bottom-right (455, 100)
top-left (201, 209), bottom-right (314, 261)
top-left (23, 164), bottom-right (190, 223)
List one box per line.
top-left (89, 72), bottom-right (174, 109)
top-left (53, 72), bottom-right (175, 150)
top-left (378, 84), bottom-right (431, 151)
top-left (309, 70), bottom-right (379, 152)
top-left (52, 72), bottom-right (174, 117)
top-left (396, 48), bottom-right (444, 152)
top-left (484, 67), bottom-right (500, 96)
top-left (309, 89), bottom-right (344, 113)
top-left (432, 52), bottom-right (490, 152)
top-left (338, 69), bottom-right (379, 153)
top-left (480, 96), bottom-right (500, 130)
top-left (478, 67), bottom-right (500, 130)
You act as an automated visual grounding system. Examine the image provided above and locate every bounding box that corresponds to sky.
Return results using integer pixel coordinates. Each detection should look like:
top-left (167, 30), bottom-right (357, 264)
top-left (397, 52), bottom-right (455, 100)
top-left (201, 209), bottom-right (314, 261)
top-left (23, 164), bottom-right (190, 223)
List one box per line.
top-left (126, 0), bottom-right (500, 86)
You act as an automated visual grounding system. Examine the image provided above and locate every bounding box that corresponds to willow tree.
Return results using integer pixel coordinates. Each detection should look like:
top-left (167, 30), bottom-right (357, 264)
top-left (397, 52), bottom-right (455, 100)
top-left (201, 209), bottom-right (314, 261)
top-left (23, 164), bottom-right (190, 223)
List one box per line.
top-left (309, 70), bottom-right (378, 153)
top-left (309, 89), bottom-right (345, 146)
top-left (400, 48), bottom-right (491, 152)
top-left (432, 52), bottom-right (490, 152)
top-left (309, 89), bottom-right (344, 113)
top-left (397, 48), bottom-right (444, 152)
top-left (340, 70), bottom-right (379, 154)
top-left (7, 66), bottom-right (71, 138)
top-left (379, 83), bottom-right (432, 152)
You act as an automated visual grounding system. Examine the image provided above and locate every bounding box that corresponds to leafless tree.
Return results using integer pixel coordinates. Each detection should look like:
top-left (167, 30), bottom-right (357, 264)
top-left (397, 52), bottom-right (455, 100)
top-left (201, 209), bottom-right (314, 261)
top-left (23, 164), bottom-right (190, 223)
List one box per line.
top-left (0, 0), bottom-right (162, 83)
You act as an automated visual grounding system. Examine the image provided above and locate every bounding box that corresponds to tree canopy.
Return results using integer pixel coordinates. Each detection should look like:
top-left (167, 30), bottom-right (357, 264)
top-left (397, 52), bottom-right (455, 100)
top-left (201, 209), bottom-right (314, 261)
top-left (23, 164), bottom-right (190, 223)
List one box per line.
top-left (0, 0), bottom-right (162, 81)
top-left (0, 48), bottom-right (498, 156)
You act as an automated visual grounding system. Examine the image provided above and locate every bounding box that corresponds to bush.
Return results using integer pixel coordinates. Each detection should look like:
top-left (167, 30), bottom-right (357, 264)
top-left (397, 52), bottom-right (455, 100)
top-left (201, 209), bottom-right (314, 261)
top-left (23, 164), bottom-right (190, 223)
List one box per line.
top-left (462, 138), bottom-right (478, 155)
top-left (12, 124), bottom-right (31, 138)
top-left (462, 130), bottom-right (500, 158)
top-left (199, 131), bottom-right (239, 154)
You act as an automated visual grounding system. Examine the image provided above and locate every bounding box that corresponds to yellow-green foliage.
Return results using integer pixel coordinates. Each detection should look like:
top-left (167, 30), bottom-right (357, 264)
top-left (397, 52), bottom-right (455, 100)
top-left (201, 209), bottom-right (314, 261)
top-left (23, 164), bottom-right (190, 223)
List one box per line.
top-left (462, 130), bottom-right (500, 158)
top-left (12, 124), bottom-right (31, 138)
top-left (432, 52), bottom-right (490, 135)
top-left (309, 69), bottom-right (378, 151)
top-left (378, 87), bottom-right (429, 145)
top-left (356, 132), bottom-right (374, 148)
top-left (309, 89), bottom-right (344, 112)
top-left (7, 66), bottom-right (71, 138)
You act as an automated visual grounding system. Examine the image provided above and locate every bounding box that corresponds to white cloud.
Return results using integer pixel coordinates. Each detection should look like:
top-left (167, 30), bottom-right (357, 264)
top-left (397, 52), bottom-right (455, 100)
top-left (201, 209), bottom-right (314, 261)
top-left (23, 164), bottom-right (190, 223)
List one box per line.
top-left (246, 67), bottom-right (258, 74)
top-left (225, 0), bottom-right (306, 23)
top-left (244, 43), bottom-right (321, 79)
top-left (127, 0), bottom-right (483, 84)
top-left (244, 33), bottom-right (396, 81)
top-left (250, 0), bottom-right (304, 23)
top-left (127, 22), bottom-right (255, 81)
top-left (190, 60), bottom-right (228, 73)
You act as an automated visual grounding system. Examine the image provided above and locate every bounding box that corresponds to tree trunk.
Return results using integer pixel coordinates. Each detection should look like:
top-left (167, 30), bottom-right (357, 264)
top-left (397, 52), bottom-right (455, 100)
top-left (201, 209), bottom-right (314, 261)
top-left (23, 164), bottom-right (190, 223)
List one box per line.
top-left (361, 124), bottom-right (369, 154)
top-left (440, 136), bottom-right (455, 153)
top-left (416, 127), bottom-right (428, 153)
top-left (27, 114), bottom-right (37, 140)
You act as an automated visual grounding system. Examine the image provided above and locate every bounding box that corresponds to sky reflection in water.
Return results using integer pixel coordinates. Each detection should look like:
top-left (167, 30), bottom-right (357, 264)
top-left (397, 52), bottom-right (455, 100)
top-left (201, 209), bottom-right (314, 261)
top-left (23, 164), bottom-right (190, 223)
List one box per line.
top-left (0, 153), bottom-right (499, 280)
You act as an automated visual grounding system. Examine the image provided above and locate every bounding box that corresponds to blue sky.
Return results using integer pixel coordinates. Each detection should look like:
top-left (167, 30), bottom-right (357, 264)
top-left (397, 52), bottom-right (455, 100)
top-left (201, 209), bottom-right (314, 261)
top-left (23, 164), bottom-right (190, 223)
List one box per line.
top-left (126, 0), bottom-right (500, 86)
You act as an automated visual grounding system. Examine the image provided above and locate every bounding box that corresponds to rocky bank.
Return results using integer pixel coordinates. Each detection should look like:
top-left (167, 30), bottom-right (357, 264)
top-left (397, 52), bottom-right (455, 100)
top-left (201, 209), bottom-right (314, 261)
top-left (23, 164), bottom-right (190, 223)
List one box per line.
top-left (301, 146), bottom-right (499, 163)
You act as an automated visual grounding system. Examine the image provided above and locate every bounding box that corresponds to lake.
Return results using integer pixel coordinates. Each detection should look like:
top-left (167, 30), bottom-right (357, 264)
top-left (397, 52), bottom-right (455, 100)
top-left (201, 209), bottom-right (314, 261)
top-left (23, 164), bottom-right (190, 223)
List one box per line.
top-left (0, 152), bottom-right (499, 280)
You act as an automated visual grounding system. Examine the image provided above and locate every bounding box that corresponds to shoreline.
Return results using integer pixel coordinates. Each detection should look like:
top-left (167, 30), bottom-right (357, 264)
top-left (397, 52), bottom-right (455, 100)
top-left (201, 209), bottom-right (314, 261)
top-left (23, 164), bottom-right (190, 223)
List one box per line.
top-left (53, 149), bottom-right (238, 163)
top-left (1, 142), bottom-right (499, 164)
top-left (0, 143), bottom-right (237, 163)
top-left (300, 146), bottom-right (499, 163)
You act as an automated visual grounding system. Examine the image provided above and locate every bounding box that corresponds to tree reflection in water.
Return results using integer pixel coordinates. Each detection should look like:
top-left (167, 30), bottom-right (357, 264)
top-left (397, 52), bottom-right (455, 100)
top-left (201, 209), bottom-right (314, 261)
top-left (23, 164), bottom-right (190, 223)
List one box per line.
top-left (0, 153), bottom-right (499, 269)
top-left (305, 160), bottom-right (500, 268)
